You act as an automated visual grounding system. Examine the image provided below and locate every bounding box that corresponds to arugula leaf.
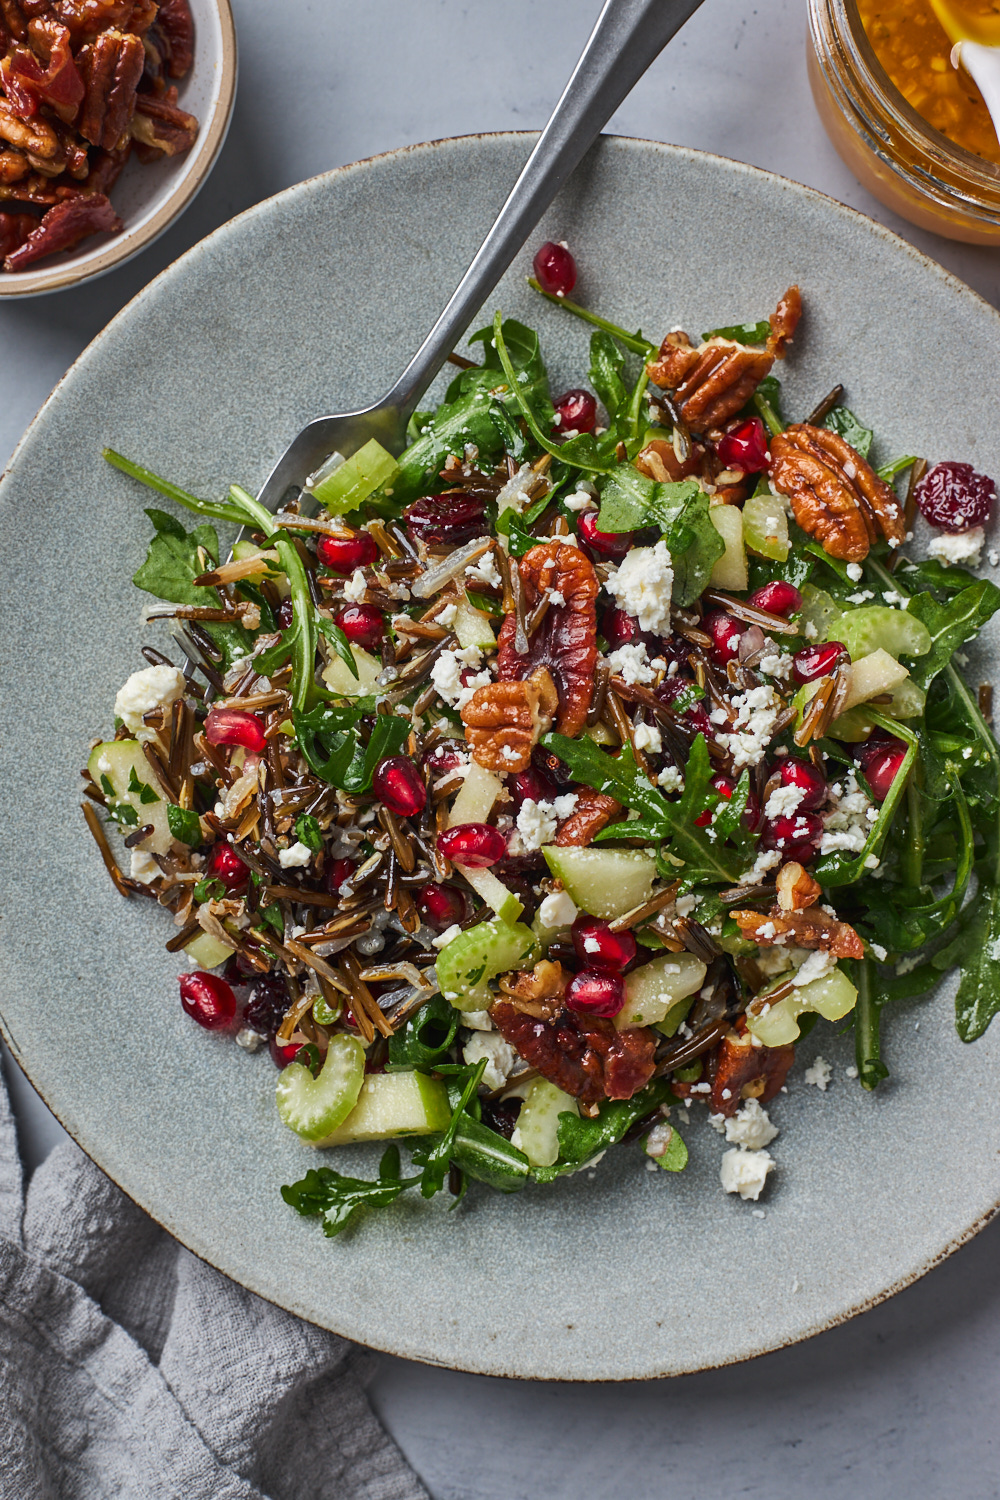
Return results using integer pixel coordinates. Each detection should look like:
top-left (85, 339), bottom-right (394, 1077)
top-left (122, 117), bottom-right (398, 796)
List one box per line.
top-left (532, 1079), bottom-right (675, 1182)
top-left (892, 556), bottom-right (983, 599)
top-left (852, 958), bottom-right (889, 1090)
top-left (127, 765), bottom-right (160, 804)
top-left (450, 1115), bottom-right (530, 1192)
top-left (877, 455), bottom-right (919, 483)
top-left (954, 881), bottom-right (1000, 1041)
top-left (410, 1059), bottom-right (487, 1198)
top-left (133, 508), bottom-right (219, 606)
top-left (253, 903), bottom-right (284, 938)
top-left (702, 318), bottom-right (771, 344)
top-left (316, 615), bottom-right (359, 680)
top-left (595, 469), bottom-right (723, 607)
top-left (167, 804), bottom-right (202, 846)
top-left (588, 329), bottom-right (627, 421)
top-left (491, 313), bottom-right (618, 474)
top-left (294, 703), bottom-right (410, 793)
top-left (814, 714), bottom-right (919, 887)
top-left (193, 877), bottom-right (226, 903)
top-left (294, 814), bottom-right (323, 852)
top-left (527, 278), bottom-right (656, 357)
top-left (822, 405), bottom-right (873, 458)
top-left (386, 996), bottom-right (459, 1070)
top-left (904, 581), bottom-right (1000, 691)
top-left (280, 1146), bottom-right (420, 1237)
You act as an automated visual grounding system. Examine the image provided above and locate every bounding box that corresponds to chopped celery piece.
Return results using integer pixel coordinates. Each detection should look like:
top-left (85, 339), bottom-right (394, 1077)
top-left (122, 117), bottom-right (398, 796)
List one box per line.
top-left (742, 489), bottom-right (790, 561)
top-left (276, 1033), bottom-right (366, 1142)
top-left (747, 968), bottom-right (858, 1047)
top-left (314, 1071), bottom-right (450, 1145)
top-left (541, 847), bottom-right (657, 920)
top-left (183, 931), bottom-right (235, 969)
top-left (832, 605), bottom-right (931, 662)
top-left (312, 438), bottom-right (400, 514)
top-left (513, 1078), bottom-right (579, 1168)
top-left (617, 951), bottom-right (707, 1030)
top-left (436, 918), bottom-right (539, 1009)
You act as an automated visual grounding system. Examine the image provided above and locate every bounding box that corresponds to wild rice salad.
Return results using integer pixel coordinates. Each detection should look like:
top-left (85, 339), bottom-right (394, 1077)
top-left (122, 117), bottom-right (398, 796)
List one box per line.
top-left (88, 243), bottom-right (1000, 1235)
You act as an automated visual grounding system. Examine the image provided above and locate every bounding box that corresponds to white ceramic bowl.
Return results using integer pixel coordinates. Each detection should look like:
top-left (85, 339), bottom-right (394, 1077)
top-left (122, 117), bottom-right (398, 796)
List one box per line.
top-left (0, 0), bottom-right (236, 299)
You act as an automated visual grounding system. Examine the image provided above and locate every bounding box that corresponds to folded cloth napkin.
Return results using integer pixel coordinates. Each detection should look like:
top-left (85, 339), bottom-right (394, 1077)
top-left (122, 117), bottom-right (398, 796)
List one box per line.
top-left (0, 1064), bottom-right (428, 1500)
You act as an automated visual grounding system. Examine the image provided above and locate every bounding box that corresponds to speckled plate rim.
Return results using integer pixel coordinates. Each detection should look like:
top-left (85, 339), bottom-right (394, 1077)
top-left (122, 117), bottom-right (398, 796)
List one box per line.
top-left (0, 0), bottom-right (237, 300)
top-left (3, 131), bottom-right (1000, 1380)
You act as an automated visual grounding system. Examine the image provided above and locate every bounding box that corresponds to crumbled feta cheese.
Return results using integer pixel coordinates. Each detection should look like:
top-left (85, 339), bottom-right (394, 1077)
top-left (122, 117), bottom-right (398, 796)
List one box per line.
top-left (927, 526), bottom-right (985, 568)
top-left (989, 549), bottom-right (999, 567)
top-left (720, 1147), bottom-right (774, 1201)
top-left (716, 685), bottom-right (781, 771)
top-left (466, 551), bottom-right (502, 590)
top-left (130, 849), bottom-right (160, 884)
top-left (758, 651), bottom-right (794, 681)
top-left (643, 1120), bottom-right (677, 1161)
top-left (882, 591), bottom-right (905, 606)
top-left (564, 488), bottom-right (597, 512)
top-left (895, 953), bottom-right (921, 975)
top-left (552, 792), bottom-right (579, 820)
top-left (603, 541), bottom-right (674, 634)
top-left (846, 1064), bottom-right (859, 1078)
top-left (724, 1098), bottom-right (778, 1149)
top-left (820, 771), bottom-right (873, 855)
top-left (537, 889), bottom-right (579, 929)
top-left (546, 588), bottom-right (566, 607)
top-left (737, 848), bottom-right (782, 886)
top-left (343, 568), bottom-right (367, 602)
top-left (606, 642), bottom-right (656, 686)
top-left (870, 942), bottom-right (887, 962)
top-left (431, 922), bottom-right (463, 950)
top-left (462, 1010), bottom-right (494, 1030)
top-left (845, 590), bottom-right (875, 605)
top-left (494, 463), bottom-right (535, 516)
top-left (235, 1028), bottom-right (264, 1052)
top-left (516, 799), bottom-right (559, 849)
top-left (764, 783), bottom-right (805, 820)
top-left (657, 764), bottom-right (684, 793)
top-left (804, 1055), bottom-right (833, 1090)
top-left (708, 1112), bottom-right (727, 1134)
top-left (430, 645), bottom-right (490, 709)
top-left (792, 948), bottom-right (837, 987)
top-left (436, 602), bottom-right (458, 627)
top-left (633, 721), bottom-right (663, 753)
top-left (462, 1031), bottom-right (517, 1091)
top-left (674, 894), bottom-right (698, 919)
top-left (114, 664), bottom-right (186, 737)
top-left (278, 841), bottom-right (312, 869)
top-left (846, 562), bottom-right (864, 582)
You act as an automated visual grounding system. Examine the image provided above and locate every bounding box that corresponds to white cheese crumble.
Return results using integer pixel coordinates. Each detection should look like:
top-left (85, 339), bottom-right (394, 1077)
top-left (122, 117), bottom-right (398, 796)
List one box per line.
top-left (430, 645), bottom-right (490, 710)
top-left (758, 650), bottom-right (794, 681)
top-left (603, 541), bottom-right (674, 634)
top-left (462, 1009), bottom-right (494, 1030)
top-left (657, 764), bottom-right (684, 793)
top-left (927, 526), bottom-right (985, 568)
top-left (736, 847), bottom-right (782, 887)
top-left (820, 772), bottom-right (873, 855)
top-left (723, 1098), bottom-right (778, 1150)
top-left (343, 568), bottom-right (367, 602)
top-left (278, 841), bottom-right (312, 869)
top-left (804, 1055), bottom-right (833, 1090)
top-left (431, 922), bottom-right (463, 950)
top-left (716, 684), bottom-right (781, 771)
top-left (764, 783), bottom-right (805, 820)
top-left (632, 721), bottom-right (663, 754)
top-left (462, 1032), bottom-right (517, 1091)
top-left (720, 1147), bottom-right (774, 1201)
top-left (606, 642), bottom-right (658, 686)
top-left (494, 463), bottom-right (535, 516)
top-left (436, 602), bottom-right (458, 627)
top-left (466, 551), bottom-right (502, 590)
top-left (516, 799), bottom-right (559, 849)
top-left (537, 889), bottom-right (579, 929)
top-left (870, 942), bottom-right (887, 961)
top-left (130, 849), bottom-right (160, 884)
top-left (846, 562), bottom-right (864, 582)
top-left (845, 590), bottom-right (875, 605)
top-left (564, 488), bottom-right (597, 512)
top-left (114, 664), bottom-right (186, 737)
top-left (791, 949), bottom-right (837, 987)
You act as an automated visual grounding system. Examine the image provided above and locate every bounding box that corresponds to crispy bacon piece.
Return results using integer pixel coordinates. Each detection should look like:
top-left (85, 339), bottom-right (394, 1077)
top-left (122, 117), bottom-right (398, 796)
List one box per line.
top-left (77, 27), bottom-right (145, 149)
top-left (551, 787), bottom-right (622, 847)
top-left (490, 1000), bottom-right (657, 1104)
top-left (130, 87), bottom-right (197, 158)
top-left (708, 1030), bottom-right (795, 1117)
top-left (4, 188), bottom-right (121, 269)
top-left (156, 0), bottom-right (193, 76)
top-left (5, 21), bottom-right (85, 125)
top-left (0, 205), bottom-right (36, 256)
top-left (730, 904), bottom-right (864, 958)
top-left (495, 541), bottom-right (598, 738)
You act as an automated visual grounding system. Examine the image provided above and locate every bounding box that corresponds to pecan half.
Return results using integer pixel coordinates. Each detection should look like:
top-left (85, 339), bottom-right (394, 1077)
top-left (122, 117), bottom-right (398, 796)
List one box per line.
top-left (461, 667), bottom-right (558, 774)
top-left (0, 147), bottom-right (29, 183)
top-left (708, 1030), bottom-right (795, 1116)
top-left (775, 860), bottom-right (821, 911)
top-left (156, 0), bottom-right (193, 77)
top-left (730, 905), bottom-right (864, 959)
top-left (634, 435), bottom-right (705, 484)
top-left (0, 0), bottom-right (27, 43)
top-left (0, 96), bottom-right (61, 158)
top-left (77, 27), bottom-right (144, 150)
top-left (552, 786), bottom-right (622, 847)
top-left (490, 1000), bottom-right (657, 1103)
top-left (766, 284), bottom-right (802, 359)
top-left (51, 0), bottom-right (135, 40)
top-left (769, 423), bottom-right (905, 562)
top-left (495, 541), bottom-right (598, 738)
top-left (4, 188), bottom-right (121, 269)
top-left (130, 87), bottom-right (197, 158)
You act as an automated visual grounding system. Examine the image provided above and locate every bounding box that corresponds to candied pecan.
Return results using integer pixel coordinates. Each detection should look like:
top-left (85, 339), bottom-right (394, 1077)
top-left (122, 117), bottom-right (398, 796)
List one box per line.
top-left (495, 541), bottom-right (598, 737)
top-left (769, 423), bottom-right (905, 562)
top-left (775, 860), bottom-right (821, 912)
top-left (648, 328), bottom-right (774, 433)
top-left (130, 88), bottom-right (197, 158)
top-left (51, 0), bottom-right (134, 39)
top-left (551, 786), bottom-right (622, 847)
top-left (461, 667), bottom-right (558, 774)
top-left (634, 436), bottom-right (706, 484)
top-left (0, 168), bottom-right (76, 202)
top-left (730, 905), bottom-right (864, 959)
top-left (708, 1030), bottom-right (795, 1116)
top-left (0, 97), bottom-right (62, 159)
top-left (4, 188), bottom-right (121, 268)
top-left (0, 206), bottom-right (36, 256)
top-left (647, 329), bottom-right (700, 390)
top-left (490, 1000), bottom-right (657, 1104)
top-left (156, 0), bottom-right (193, 76)
top-left (767, 284), bottom-right (802, 359)
top-left (0, 148), bottom-right (29, 184)
top-left (83, 139), bottom-right (128, 193)
top-left (77, 27), bottom-right (144, 149)
top-left (496, 959), bottom-right (570, 1017)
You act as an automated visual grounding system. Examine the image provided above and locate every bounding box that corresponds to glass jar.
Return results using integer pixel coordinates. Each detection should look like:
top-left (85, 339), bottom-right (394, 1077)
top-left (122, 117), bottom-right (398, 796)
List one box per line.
top-left (808, 0), bottom-right (1000, 243)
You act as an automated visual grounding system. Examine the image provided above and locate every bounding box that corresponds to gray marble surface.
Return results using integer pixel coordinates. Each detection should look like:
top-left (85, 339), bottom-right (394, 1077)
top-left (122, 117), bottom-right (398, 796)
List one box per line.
top-left (2, 0), bottom-right (999, 1495)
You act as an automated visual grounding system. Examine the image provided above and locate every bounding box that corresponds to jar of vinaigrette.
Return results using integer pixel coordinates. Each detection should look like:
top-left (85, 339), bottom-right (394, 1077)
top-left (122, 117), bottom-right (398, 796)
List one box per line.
top-left (808, 0), bottom-right (1000, 242)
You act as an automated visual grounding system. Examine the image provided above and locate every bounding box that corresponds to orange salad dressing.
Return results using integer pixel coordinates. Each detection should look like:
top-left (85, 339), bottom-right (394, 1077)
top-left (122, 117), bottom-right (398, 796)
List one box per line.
top-left (857, 0), bottom-right (1000, 162)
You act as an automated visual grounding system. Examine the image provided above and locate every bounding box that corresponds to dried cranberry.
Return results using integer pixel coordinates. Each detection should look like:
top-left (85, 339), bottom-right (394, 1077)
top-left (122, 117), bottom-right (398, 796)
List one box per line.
top-left (480, 1097), bottom-right (522, 1140)
top-left (553, 388), bottom-right (597, 436)
top-left (244, 972), bottom-right (290, 1038)
top-left (204, 707), bottom-right (267, 754)
top-left (510, 766), bottom-right (559, 809)
top-left (533, 239), bottom-right (577, 297)
top-left (746, 581), bottom-right (802, 618)
top-left (792, 641), bottom-right (849, 684)
top-left (404, 492), bottom-right (487, 545)
top-left (278, 597), bottom-right (294, 630)
top-left (763, 811), bottom-right (824, 864)
top-left (325, 857), bottom-right (355, 895)
top-left (572, 917), bottom-right (636, 973)
top-left (704, 609), bottom-right (745, 664)
top-left (316, 528), bottom-right (377, 572)
top-left (577, 511), bottom-right (633, 558)
top-left (205, 841), bottom-right (247, 892)
top-left (178, 971), bottom-right (236, 1031)
top-left (423, 739), bottom-right (467, 777)
top-left (863, 746), bottom-right (908, 801)
top-left (565, 970), bottom-right (625, 1018)
top-left (335, 604), bottom-right (384, 648)
top-left (915, 460), bottom-right (996, 533)
top-left (269, 1036), bottom-right (300, 1069)
top-left (602, 605), bottom-right (640, 650)
top-left (773, 756), bottom-right (827, 811)
top-left (437, 823), bottom-right (507, 868)
top-left (716, 417), bottom-right (769, 473)
top-left (532, 744), bottom-right (576, 790)
top-left (656, 676), bottom-right (714, 737)
top-left (373, 756), bottom-right (427, 818)
top-left (417, 882), bottom-right (469, 930)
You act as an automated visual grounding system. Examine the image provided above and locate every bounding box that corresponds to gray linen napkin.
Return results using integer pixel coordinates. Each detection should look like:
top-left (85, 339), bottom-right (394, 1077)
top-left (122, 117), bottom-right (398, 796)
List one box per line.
top-left (0, 1067), bottom-right (428, 1500)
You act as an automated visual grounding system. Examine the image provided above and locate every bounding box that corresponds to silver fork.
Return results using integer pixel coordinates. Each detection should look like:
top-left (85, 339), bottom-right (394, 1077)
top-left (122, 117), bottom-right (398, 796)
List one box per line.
top-left (255, 0), bottom-right (705, 516)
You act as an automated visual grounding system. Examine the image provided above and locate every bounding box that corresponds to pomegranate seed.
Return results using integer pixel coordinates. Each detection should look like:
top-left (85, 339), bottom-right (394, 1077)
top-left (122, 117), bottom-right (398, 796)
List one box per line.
top-left (404, 492), bottom-right (487, 545)
top-left (696, 772), bottom-right (734, 826)
top-left (704, 609), bottom-right (745, 664)
top-left (716, 417), bottom-right (769, 473)
top-left (602, 605), bottom-right (640, 650)
top-left (206, 841), bottom-right (247, 892)
top-left (915, 460), bottom-right (996, 533)
top-left (578, 510), bottom-right (634, 558)
top-left (269, 1036), bottom-right (300, 1069)
top-left (763, 811), bottom-right (823, 864)
top-left (325, 857), bottom-right (355, 895)
top-left (278, 597), bottom-right (294, 630)
top-left (746, 581), bottom-right (802, 618)
top-left (510, 766), bottom-right (559, 809)
top-left (571, 917), bottom-right (636, 973)
top-left (792, 641), bottom-right (849, 684)
top-left (244, 971), bottom-right (289, 1036)
top-left (565, 969), bottom-right (625, 1018)
top-left (553, 388), bottom-right (597, 436)
top-left (857, 731), bottom-right (907, 773)
top-left (864, 746), bottom-right (909, 801)
top-left (773, 757), bottom-right (827, 811)
top-left (204, 707), bottom-right (267, 753)
top-left (373, 755), bottom-right (427, 818)
top-left (533, 239), bottom-right (577, 297)
top-left (178, 971), bottom-right (236, 1031)
top-left (335, 604), bottom-right (384, 648)
top-left (316, 528), bottom-right (377, 572)
top-left (417, 882), bottom-right (470, 930)
top-left (437, 823), bottom-right (507, 868)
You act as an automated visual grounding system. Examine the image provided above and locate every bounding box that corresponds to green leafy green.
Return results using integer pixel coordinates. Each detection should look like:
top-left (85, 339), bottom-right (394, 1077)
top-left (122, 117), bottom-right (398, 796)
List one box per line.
top-left (294, 703), bottom-right (410, 792)
top-left (702, 318), bottom-right (771, 344)
top-left (904, 581), bottom-right (1000, 691)
top-left (595, 469), bottom-right (723, 607)
top-left (822, 405), bottom-right (873, 458)
top-left (527, 277), bottom-right (656, 357)
top-left (281, 1146), bottom-right (420, 1237)
top-left (588, 329), bottom-right (627, 421)
top-left (316, 616), bottom-right (359, 680)
top-left (167, 804), bottom-right (202, 847)
top-left (954, 882), bottom-right (1000, 1041)
top-left (294, 814), bottom-right (323, 852)
top-left (386, 996), bottom-right (460, 1071)
top-left (532, 1080), bottom-right (675, 1182)
top-left (490, 313), bottom-right (617, 474)
top-left (127, 765), bottom-right (160, 804)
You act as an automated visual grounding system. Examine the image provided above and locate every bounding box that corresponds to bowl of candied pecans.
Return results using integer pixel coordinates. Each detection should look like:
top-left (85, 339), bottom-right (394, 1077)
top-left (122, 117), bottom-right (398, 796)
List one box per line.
top-left (0, 0), bottom-right (236, 296)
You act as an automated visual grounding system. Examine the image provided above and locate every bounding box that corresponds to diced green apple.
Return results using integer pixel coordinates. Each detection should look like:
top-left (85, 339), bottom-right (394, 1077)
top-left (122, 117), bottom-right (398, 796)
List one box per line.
top-left (456, 864), bottom-right (524, 924)
top-left (616, 951), bottom-right (708, 1030)
top-left (311, 438), bottom-right (400, 514)
top-left (795, 648), bottom-right (910, 728)
top-left (541, 847), bottom-right (657, 921)
top-left (321, 643), bottom-right (382, 696)
top-left (447, 760), bottom-right (503, 826)
top-left (828, 677), bottom-right (927, 741)
top-left (708, 504), bottom-right (748, 590)
top-left (87, 740), bottom-right (174, 854)
top-left (746, 967), bottom-right (858, 1047)
top-left (799, 584), bottom-right (842, 641)
top-left (275, 1033), bottom-right (366, 1143)
top-left (513, 1078), bottom-right (579, 1168)
top-left (452, 600), bottom-right (497, 650)
top-left (742, 490), bottom-right (790, 561)
top-left (312, 1069), bottom-right (450, 1146)
top-left (183, 931), bottom-right (235, 968)
top-left (435, 918), bottom-right (540, 1009)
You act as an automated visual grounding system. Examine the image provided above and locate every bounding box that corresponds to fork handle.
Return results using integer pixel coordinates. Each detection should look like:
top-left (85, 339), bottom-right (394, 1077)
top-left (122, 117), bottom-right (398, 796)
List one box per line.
top-left (381, 0), bottom-right (706, 418)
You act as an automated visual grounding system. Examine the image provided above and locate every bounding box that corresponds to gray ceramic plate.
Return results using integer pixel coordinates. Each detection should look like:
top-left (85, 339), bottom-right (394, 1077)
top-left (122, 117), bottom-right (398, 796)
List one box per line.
top-left (2, 134), bottom-right (999, 1380)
